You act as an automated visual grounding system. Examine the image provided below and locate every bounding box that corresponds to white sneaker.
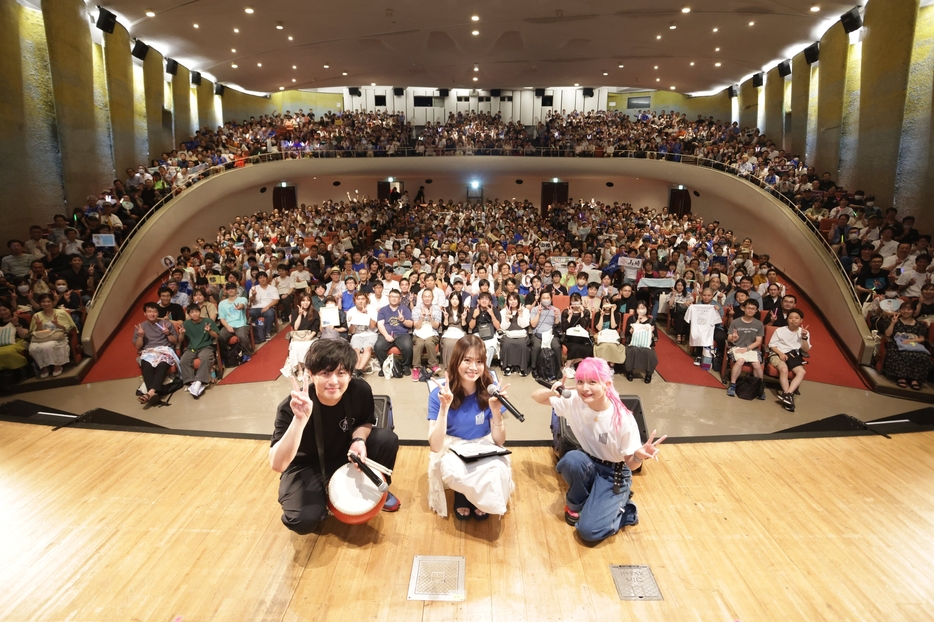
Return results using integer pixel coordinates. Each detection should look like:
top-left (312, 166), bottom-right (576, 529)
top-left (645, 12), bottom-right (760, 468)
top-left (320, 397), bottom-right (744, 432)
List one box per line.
top-left (188, 380), bottom-right (202, 397)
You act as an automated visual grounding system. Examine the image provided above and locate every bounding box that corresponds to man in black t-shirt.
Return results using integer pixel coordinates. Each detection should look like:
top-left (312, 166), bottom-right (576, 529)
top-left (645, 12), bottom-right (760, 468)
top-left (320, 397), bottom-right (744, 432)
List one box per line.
top-left (270, 339), bottom-right (400, 535)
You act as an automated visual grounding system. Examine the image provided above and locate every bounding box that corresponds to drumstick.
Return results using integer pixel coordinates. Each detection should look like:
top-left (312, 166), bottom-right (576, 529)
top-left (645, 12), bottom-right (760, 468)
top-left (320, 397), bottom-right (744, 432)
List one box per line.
top-left (360, 455), bottom-right (393, 476)
top-left (348, 453), bottom-right (389, 492)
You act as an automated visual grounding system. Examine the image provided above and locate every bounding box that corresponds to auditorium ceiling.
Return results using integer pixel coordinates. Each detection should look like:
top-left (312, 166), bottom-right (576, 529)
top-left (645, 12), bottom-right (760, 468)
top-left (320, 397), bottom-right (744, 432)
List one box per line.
top-left (90, 0), bottom-right (856, 95)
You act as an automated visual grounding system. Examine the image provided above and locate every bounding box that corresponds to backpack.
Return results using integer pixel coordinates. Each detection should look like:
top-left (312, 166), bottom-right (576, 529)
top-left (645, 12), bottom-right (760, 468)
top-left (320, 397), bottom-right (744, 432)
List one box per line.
top-left (382, 354), bottom-right (404, 378)
top-left (536, 348), bottom-right (560, 383)
top-left (735, 375), bottom-right (763, 400)
top-left (224, 341), bottom-right (244, 368)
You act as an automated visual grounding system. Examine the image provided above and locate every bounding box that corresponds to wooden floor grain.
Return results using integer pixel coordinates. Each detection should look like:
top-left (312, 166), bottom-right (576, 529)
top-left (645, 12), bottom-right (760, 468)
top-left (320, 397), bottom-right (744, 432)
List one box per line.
top-left (1, 421), bottom-right (933, 621)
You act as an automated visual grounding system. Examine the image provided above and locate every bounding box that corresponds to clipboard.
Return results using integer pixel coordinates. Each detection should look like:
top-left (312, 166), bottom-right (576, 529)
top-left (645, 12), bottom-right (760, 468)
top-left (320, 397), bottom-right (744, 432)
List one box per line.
top-left (450, 445), bottom-right (512, 463)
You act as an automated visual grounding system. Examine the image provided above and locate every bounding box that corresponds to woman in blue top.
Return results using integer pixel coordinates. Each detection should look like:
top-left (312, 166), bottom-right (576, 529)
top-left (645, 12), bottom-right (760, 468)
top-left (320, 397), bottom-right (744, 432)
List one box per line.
top-left (427, 335), bottom-right (513, 520)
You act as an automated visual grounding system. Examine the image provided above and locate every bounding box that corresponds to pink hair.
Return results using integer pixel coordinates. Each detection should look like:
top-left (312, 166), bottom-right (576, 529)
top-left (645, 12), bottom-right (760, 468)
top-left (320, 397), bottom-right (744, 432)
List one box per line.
top-left (574, 357), bottom-right (633, 431)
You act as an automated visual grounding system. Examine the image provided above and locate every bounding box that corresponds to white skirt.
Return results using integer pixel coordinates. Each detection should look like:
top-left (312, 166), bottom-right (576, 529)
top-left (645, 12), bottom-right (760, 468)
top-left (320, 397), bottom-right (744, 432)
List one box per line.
top-left (29, 340), bottom-right (70, 368)
top-left (281, 338), bottom-right (316, 377)
top-left (438, 442), bottom-right (513, 515)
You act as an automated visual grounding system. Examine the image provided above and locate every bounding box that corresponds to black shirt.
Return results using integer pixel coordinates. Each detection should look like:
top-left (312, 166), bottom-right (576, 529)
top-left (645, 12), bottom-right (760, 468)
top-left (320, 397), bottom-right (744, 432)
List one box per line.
top-left (156, 302), bottom-right (185, 321)
top-left (271, 378), bottom-right (376, 476)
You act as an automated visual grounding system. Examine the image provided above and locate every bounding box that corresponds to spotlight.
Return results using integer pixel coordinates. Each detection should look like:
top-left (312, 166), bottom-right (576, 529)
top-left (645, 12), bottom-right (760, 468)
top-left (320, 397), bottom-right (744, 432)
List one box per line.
top-left (471, 181), bottom-right (480, 189)
top-left (810, 5), bottom-right (820, 12)
top-left (276, 22), bottom-right (284, 30)
top-left (472, 30), bottom-right (479, 35)
top-left (670, 22), bottom-right (677, 29)
top-left (244, 7), bottom-right (254, 14)
top-left (471, 15), bottom-right (479, 21)
top-left (145, 10), bottom-right (155, 18)
top-left (682, 6), bottom-right (691, 13)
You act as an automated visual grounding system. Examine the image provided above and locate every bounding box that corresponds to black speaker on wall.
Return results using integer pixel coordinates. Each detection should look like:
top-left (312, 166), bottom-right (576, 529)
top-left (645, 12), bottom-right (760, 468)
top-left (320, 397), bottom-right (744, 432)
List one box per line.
top-left (752, 72), bottom-right (764, 88)
top-left (490, 89), bottom-right (501, 97)
top-left (582, 87), bottom-right (594, 97)
top-left (804, 42), bottom-right (820, 64)
top-left (727, 85), bottom-right (738, 98)
top-left (438, 88), bottom-right (449, 97)
top-left (95, 8), bottom-right (117, 33)
top-left (131, 40), bottom-right (149, 61)
top-left (165, 58), bottom-right (179, 75)
top-left (214, 83), bottom-right (225, 96)
top-left (348, 87), bottom-right (362, 96)
top-left (840, 7), bottom-right (863, 33)
top-left (777, 60), bottom-right (792, 78)
top-left (535, 88), bottom-right (545, 97)
top-left (393, 87), bottom-right (404, 97)
top-left (190, 71), bottom-right (201, 86)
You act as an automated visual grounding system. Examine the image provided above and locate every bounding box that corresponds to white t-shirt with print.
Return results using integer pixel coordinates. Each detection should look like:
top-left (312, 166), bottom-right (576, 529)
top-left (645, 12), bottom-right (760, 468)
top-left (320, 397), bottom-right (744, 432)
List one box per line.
top-left (550, 392), bottom-right (641, 462)
top-left (684, 304), bottom-right (722, 347)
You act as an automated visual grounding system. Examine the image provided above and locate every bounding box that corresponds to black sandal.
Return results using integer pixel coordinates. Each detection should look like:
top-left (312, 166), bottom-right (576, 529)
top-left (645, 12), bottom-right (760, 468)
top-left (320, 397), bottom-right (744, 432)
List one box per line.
top-left (897, 378), bottom-right (909, 388)
top-left (473, 509), bottom-right (490, 521)
top-left (453, 492), bottom-right (472, 521)
top-left (910, 380), bottom-right (923, 391)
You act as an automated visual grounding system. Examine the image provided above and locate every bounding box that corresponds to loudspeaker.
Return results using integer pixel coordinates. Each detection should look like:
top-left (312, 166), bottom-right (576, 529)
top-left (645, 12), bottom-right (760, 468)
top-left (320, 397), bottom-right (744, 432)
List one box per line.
top-left (191, 71), bottom-right (201, 86)
top-left (165, 58), bottom-right (178, 75)
top-left (131, 40), bottom-right (150, 61)
top-left (777, 60), bottom-right (792, 78)
top-left (752, 72), bottom-right (763, 88)
top-left (393, 87), bottom-right (404, 97)
top-left (535, 88), bottom-right (545, 97)
top-left (348, 87), bottom-right (362, 96)
top-left (804, 42), bottom-right (820, 64)
top-left (490, 89), bottom-right (501, 97)
top-left (727, 85), bottom-right (737, 98)
top-left (438, 88), bottom-right (449, 97)
top-left (214, 83), bottom-right (225, 96)
top-left (840, 7), bottom-right (862, 33)
top-left (582, 87), bottom-right (594, 97)
top-left (95, 8), bottom-right (117, 33)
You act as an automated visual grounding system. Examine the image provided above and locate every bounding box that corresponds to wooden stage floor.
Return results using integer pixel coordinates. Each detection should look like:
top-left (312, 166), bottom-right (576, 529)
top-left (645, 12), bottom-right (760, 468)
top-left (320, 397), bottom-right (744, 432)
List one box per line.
top-left (1, 421), bottom-right (933, 621)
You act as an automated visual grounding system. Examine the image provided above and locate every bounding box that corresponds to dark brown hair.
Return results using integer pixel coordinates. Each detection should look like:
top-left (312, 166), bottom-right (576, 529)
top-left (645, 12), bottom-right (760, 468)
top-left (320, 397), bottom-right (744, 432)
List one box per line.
top-left (446, 335), bottom-right (493, 412)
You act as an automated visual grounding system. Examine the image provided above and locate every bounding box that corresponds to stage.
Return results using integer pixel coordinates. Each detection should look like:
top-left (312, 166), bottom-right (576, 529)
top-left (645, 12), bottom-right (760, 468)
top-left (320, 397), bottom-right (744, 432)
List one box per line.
top-left (1, 421), bottom-right (933, 621)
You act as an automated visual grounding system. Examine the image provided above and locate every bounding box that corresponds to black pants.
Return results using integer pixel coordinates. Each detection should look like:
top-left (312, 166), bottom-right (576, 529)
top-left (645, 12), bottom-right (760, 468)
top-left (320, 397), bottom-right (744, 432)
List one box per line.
top-left (141, 361), bottom-right (170, 393)
top-left (374, 333), bottom-right (413, 370)
top-left (277, 427), bottom-right (400, 535)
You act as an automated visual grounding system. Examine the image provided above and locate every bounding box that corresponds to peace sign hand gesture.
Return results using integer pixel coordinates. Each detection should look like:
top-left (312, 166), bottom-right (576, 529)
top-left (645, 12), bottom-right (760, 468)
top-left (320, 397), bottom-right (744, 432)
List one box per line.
top-left (635, 429), bottom-right (667, 461)
top-left (289, 373), bottom-right (314, 424)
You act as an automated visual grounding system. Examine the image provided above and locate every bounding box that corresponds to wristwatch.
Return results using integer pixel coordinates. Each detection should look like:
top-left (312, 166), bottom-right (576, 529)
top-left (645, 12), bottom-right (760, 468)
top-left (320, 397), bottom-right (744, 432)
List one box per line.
top-left (351, 437), bottom-right (366, 445)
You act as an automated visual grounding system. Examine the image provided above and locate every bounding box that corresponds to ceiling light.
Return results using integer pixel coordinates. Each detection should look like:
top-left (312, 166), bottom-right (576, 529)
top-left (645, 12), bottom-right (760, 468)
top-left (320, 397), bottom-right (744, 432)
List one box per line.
top-left (288, 36), bottom-right (293, 40)
top-left (670, 86), bottom-right (676, 90)
top-left (654, 65), bottom-right (659, 69)
top-left (145, 11), bottom-right (155, 17)
top-left (371, 82), bottom-right (376, 86)
top-left (471, 15), bottom-right (480, 21)
top-left (473, 77), bottom-right (478, 81)
top-left (603, 72), bottom-right (608, 76)
top-left (749, 21), bottom-right (755, 26)
top-left (244, 7), bottom-right (254, 14)
top-left (670, 22), bottom-right (677, 29)
top-left (193, 23), bottom-right (199, 28)
top-left (342, 72), bottom-right (347, 76)
top-left (682, 6), bottom-right (691, 13)
top-left (257, 62), bottom-right (262, 67)
top-left (690, 61), bottom-right (695, 66)
top-left (231, 63), bottom-right (238, 68)
top-left (574, 83), bottom-right (579, 86)
top-left (292, 79), bottom-right (296, 82)
top-left (276, 23), bottom-right (284, 30)
top-left (810, 5), bottom-right (820, 11)
top-left (472, 30), bottom-right (479, 35)
top-left (715, 62), bottom-right (722, 67)
top-left (656, 78), bottom-right (660, 82)
top-left (279, 86), bottom-right (284, 90)
top-left (233, 28), bottom-right (239, 33)
top-left (715, 47), bottom-right (720, 51)
top-left (712, 27), bottom-right (718, 32)
top-left (323, 64), bottom-right (329, 68)
top-left (292, 65), bottom-right (297, 69)
top-left (231, 48), bottom-right (236, 52)
top-left (656, 34), bottom-right (662, 39)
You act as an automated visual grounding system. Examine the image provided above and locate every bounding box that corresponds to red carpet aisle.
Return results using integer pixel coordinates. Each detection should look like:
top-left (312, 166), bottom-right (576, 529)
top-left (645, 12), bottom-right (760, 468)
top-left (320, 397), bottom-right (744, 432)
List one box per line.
top-left (781, 284), bottom-right (869, 390)
top-left (653, 331), bottom-right (725, 389)
top-left (218, 328), bottom-right (289, 384)
top-left (82, 279), bottom-right (165, 384)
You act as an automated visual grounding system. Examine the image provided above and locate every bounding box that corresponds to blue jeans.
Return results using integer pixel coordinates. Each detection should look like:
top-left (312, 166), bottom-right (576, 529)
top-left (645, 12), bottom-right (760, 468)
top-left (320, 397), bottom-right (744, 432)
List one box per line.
top-left (249, 307), bottom-right (277, 335)
top-left (556, 450), bottom-right (634, 542)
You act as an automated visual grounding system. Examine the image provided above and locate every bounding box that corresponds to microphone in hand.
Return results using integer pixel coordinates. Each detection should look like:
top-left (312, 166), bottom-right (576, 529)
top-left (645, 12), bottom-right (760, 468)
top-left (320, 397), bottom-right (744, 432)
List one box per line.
top-left (535, 377), bottom-right (571, 398)
top-left (487, 384), bottom-right (525, 422)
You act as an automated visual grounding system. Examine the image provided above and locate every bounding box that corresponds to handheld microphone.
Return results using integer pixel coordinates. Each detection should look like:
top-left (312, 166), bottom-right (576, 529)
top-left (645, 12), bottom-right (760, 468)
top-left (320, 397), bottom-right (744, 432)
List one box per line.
top-left (487, 384), bottom-right (525, 422)
top-left (348, 453), bottom-right (388, 492)
top-left (535, 377), bottom-right (572, 398)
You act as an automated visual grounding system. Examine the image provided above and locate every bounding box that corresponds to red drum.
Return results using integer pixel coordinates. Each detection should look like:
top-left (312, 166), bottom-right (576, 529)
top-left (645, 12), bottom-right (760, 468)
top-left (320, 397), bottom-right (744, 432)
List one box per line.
top-left (327, 463), bottom-right (387, 524)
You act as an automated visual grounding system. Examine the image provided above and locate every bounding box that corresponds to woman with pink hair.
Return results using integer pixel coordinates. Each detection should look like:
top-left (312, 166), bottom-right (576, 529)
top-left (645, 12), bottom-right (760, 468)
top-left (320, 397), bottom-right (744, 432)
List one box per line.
top-left (531, 357), bottom-right (666, 542)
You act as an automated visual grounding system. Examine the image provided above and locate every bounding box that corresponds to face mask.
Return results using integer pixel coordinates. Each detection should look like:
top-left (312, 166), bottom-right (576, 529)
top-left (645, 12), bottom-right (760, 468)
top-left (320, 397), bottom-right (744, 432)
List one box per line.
top-left (56, 285), bottom-right (68, 293)
top-left (637, 308), bottom-right (647, 316)
top-left (884, 290), bottom-right (898, 299)
top-left (734, 275), bottom-right (743, 283)
top-left (866, 201), bottom-right (874, 207)
top-left (759, 268), bottom-right (768, 275)
top-left (17, 285), bottom-right (30, 294)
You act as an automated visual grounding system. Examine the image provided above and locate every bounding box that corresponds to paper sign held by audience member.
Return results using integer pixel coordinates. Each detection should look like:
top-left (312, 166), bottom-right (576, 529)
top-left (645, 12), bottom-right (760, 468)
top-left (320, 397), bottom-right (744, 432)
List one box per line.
top-left (320, 307), bottom-right (340, 328)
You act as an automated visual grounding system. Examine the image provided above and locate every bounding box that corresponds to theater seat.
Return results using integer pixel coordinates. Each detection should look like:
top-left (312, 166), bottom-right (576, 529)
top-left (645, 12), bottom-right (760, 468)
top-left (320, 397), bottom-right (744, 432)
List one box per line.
top-left (763, 325), bottom-right (799, 380)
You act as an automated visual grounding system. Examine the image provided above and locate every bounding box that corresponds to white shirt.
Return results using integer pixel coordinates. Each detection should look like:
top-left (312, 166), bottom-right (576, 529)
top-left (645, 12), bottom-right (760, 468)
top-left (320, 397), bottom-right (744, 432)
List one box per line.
top-left (550, 392), bottom-right (641, 462)
top-left (273, 274), bottom-right (294, 296)
top-left (249, 283), bottom-right (279, 309)
top-left (768, 326), bottom-right (811, 353)
top-left (346, 307), bottom-right (377, 332)
top-left (897, 269), bottom-right (930, 298)
top-left (882, 254), bottom-right (914, 273)
top-left (874, 239), bottom-right (898, 258)
top-left (368, 292), bottom-right (389, 310)
top-left (684, 304), bottom-right (721, 347)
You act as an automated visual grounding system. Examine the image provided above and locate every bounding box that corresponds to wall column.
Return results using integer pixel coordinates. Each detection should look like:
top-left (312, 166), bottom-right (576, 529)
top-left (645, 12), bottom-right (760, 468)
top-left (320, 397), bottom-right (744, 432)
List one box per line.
top-left (856, 0), bottom-right (920, 208)
top-left (171, 65), bottom-right (191, 149)
top-left (142, 47), bottom-right (164, 159)
top-left (789, 53), bottom-right (811, 158)
top-left (41, 0), bottom-right (110, 209)
top-left (814, 25), bottom-right (848, 179)
top-left (764, 67), bottom-right (784, 145)
top-left (103, 21), bottom-right (135, 175)
top-left (739, 78), bottom-right (758, 129)
top-left (197, 78), bottom-right (216, 131)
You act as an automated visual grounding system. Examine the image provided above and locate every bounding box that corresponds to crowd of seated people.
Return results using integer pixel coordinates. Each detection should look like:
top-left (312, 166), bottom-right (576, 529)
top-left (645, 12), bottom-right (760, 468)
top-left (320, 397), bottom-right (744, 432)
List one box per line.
top-left (3, 106), bottom-right (932, 394)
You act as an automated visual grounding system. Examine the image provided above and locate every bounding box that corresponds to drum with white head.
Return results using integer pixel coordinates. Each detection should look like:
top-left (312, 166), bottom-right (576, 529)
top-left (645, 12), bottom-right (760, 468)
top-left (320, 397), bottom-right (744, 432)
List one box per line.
top-left (327, 462), bottom-right (387, 524)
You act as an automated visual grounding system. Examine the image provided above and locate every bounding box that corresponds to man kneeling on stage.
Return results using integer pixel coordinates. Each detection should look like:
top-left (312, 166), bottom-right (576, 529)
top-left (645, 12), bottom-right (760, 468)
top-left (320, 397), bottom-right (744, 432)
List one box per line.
top-left (531, 357), bottom-right (666, 542)
top-left (270, 339), bottom-right (400, 534)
